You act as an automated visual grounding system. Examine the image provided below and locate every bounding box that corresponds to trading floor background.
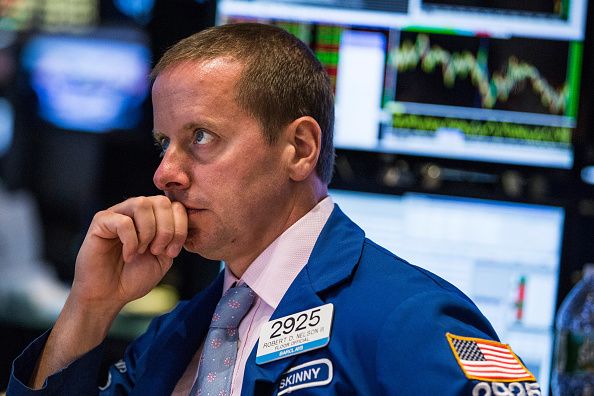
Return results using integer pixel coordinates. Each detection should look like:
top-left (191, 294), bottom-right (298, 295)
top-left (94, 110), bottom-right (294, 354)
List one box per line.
top-left (0, 1), bottom-right (593, 394)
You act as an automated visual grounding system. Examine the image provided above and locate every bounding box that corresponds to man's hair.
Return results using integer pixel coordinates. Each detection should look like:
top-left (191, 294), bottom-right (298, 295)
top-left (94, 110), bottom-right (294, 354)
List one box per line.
top-left (151, 23), bottom-right (335, 184)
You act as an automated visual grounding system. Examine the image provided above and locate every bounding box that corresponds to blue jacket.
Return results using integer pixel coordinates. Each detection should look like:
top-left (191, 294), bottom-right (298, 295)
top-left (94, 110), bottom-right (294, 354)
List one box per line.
top-left (8, 205), bottom-right (540, 395)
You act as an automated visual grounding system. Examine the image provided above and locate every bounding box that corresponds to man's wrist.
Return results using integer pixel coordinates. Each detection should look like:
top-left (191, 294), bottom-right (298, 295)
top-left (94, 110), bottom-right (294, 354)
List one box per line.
top-left (29, 295), bottom-right (121, 389)
top-left (53, 294), bottom-right (123, 349)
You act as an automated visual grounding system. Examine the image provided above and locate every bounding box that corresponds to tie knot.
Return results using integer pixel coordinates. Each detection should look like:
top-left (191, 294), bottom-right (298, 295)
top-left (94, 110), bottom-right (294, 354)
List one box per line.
top-left (210, 283), bottom-right (255, 329)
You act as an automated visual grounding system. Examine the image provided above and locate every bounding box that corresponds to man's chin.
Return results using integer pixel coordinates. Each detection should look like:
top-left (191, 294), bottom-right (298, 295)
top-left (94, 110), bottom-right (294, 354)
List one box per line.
top-left (182, 237), bottom-right (223, 261)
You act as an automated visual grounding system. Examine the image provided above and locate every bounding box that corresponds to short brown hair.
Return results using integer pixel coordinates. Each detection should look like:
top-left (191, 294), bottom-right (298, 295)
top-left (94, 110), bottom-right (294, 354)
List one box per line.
top-left (151, 23), bottom-right (335, 184)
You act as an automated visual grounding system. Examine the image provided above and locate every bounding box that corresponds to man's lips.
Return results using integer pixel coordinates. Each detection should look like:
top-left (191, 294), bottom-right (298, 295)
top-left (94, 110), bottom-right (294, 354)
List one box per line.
top-left (183, 206), bottom-right (205, 231)
top-left (181, 204), bottom-right (207, 215)
top-left (168, 198), bottom-right (204, 212)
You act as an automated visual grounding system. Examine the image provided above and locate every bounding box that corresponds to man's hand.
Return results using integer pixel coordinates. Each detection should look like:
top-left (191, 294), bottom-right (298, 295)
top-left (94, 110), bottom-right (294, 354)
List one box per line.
top-left (31, 196), bottom-right (188, 389)
top-left (73, 196), bottom-right (188, 308)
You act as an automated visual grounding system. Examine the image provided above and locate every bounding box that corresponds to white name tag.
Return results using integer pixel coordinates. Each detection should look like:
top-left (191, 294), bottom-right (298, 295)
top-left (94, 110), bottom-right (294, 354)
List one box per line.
top-left (256, 303), bottom-right (334, 365)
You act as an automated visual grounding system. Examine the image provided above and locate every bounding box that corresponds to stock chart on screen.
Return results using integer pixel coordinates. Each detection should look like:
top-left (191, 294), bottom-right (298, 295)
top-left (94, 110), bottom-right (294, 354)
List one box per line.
top-left (218, 0), bottom-right (590, 169)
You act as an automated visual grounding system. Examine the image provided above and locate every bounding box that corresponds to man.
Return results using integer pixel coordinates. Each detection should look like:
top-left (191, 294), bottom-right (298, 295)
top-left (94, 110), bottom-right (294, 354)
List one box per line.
top-left (8, 23), bottom-right (540, 395)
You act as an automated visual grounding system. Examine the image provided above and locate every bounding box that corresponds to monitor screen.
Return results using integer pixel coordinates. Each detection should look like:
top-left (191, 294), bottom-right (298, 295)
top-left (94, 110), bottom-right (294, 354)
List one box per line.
top-left (218, 0), bottom-right (590, 169)
top-left (0, 0), bottom-right (98, 32)
top-left (0, 98), bottom-right (13, 157)
top-left (21, 33), bottom-right (151, 133)
top-left (330, 189), bottom-right (565, 394)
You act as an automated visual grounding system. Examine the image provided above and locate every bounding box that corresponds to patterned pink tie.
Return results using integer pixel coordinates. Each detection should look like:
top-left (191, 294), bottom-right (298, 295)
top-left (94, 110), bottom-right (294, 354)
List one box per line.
top-left (190, 283), bottom-right (256, 396)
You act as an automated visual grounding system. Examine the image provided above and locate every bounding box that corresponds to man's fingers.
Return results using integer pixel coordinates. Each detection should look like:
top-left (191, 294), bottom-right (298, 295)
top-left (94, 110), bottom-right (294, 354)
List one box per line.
top-left (131, 199), bottom-right (157, 254)
top-left (167, 201), bottom-right (188, 258)
top-left (97, 212), bottom-right (139, 263)
top-left (103, 196), bottom-right (188, 259)
top-left (149, 196), bottom-right (176, 256)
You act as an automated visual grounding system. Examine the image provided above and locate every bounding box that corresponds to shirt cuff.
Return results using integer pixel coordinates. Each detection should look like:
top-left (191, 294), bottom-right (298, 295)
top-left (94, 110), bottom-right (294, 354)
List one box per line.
top-left (7, 329), bottom-right (105, 395)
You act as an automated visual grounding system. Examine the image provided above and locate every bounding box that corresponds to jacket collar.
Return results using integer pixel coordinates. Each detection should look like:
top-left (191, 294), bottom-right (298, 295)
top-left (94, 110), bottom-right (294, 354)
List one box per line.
top-left (242, 204), bottom-right (365, 392)
top-left (304, 204), bottom-right (365, 294)
top-left (265, 204), bottom-right (364, 320)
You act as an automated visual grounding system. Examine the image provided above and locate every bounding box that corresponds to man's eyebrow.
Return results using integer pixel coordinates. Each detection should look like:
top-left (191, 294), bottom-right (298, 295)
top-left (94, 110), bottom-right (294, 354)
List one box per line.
top-left (152, 130), bottom-right (166, 142)
top-left (182, 122), bottom-right (208, 131)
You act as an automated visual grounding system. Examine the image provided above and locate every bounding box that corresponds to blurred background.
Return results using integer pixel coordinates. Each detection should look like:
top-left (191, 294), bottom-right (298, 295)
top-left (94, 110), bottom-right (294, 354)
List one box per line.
top-left (0, 0), bottom-right (592, 394)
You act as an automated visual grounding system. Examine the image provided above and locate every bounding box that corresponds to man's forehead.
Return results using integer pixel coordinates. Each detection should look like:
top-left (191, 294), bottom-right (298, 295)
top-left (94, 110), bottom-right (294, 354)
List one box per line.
top-left (156, 56), bottom-right (244, 79)
top-left (152, 58), bottom-right (245, 103)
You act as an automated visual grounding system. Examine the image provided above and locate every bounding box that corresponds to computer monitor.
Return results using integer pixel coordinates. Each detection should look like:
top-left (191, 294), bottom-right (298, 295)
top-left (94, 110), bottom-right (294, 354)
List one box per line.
top-left (0, 0), bottom-right (98, 32)
top-left (217, 0), bottom-right (590, 169)
top-left (0, 98), bottom-right (13, 157)
top-left (330, 188), bottom-right (565, 394)
top-left (20, 32), bottom-right (151, 133)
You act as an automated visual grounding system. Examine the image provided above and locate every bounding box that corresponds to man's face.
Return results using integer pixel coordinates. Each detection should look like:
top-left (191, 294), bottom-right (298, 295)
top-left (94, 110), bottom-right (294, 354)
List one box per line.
top-left (152, 58), bottom-right (293, 269)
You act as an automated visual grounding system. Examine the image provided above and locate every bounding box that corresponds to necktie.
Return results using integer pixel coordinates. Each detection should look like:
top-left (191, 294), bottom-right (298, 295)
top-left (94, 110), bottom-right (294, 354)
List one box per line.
top-left (190, 283), bottom-right (256, 396)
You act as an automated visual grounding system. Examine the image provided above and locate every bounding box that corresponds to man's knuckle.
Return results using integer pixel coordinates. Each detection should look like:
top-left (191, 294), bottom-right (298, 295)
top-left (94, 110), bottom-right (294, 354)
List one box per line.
top-left (121, 216), bottom-right (134, 228)
top-left (126, 196), bottom-right (149, 212)
top-left (172, 201), bottom-right (185, 210)
top-left (93, 210), bottom-right (107, 221)
top-left (154, 195), bottom-right (171, 207)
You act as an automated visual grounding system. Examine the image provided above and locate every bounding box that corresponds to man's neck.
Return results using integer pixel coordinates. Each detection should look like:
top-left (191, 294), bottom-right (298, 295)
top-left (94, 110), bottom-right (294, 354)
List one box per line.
top-left (226, 183), bottom-right (328, 278)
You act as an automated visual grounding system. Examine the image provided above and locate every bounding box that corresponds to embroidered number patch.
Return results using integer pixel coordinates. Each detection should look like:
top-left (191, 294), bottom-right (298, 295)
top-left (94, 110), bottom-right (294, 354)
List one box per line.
top-left (446, 333), bottom-right (536, 382)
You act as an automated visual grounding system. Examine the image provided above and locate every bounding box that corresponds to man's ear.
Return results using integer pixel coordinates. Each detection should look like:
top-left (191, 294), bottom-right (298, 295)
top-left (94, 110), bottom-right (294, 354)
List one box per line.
top-left (284, 116), bottom-right (322, 182)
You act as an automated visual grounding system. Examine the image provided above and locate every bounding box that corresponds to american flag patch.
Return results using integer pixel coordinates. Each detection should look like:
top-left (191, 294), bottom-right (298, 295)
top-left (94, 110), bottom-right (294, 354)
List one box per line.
top-left (446, 333), bottom-right (535, 382)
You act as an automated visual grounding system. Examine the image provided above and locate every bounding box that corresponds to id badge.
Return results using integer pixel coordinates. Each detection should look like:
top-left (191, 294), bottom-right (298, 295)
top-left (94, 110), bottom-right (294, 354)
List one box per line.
top-left (256, 303), bottom-right (334, 365)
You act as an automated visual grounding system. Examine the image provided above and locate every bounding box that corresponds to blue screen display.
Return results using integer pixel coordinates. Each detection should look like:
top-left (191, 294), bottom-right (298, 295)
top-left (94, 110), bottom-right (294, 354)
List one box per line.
top-left (22, 34), bottom-right (151, 133)
top-left (0, 98), bottom-right (13, 156)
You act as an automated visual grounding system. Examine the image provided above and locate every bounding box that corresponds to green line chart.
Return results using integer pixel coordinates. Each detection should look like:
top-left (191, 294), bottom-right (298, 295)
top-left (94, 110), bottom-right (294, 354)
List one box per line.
top-left (390, 34), bottom-right (569, 114)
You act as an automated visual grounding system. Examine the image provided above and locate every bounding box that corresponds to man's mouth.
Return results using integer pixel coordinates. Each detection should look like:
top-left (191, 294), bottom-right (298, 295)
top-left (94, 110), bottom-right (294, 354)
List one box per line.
top-left (168, 197), bottom-right (204, 213)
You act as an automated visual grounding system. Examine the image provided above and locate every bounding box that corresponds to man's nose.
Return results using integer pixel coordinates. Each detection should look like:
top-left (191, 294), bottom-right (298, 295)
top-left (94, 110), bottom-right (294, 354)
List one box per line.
top-left (153, 148), bottom-right (190, 191)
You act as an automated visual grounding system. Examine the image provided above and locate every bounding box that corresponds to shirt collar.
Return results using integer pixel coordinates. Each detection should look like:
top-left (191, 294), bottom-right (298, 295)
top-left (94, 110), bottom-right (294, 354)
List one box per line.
top-left (223, 196), bottom-right (334, 309)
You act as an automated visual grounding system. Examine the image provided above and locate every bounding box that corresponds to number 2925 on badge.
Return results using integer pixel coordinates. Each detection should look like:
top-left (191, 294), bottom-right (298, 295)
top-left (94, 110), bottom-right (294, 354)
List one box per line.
top-left (256, 303), bottom-right (334, 365)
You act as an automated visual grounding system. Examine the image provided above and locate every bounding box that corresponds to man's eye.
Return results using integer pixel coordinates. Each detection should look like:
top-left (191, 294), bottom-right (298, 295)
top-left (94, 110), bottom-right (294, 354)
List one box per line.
top-left (193, 129), bottom-right (215, 145)
top-left (156, 137), bottom-right (170, 157)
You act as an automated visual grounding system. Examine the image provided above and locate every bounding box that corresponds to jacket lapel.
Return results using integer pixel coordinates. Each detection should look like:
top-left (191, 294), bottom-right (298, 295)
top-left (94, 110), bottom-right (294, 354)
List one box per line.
top-left (242, 205), bottom-right (365, 394)
top-left (131, 271), bottom-right (224, 396)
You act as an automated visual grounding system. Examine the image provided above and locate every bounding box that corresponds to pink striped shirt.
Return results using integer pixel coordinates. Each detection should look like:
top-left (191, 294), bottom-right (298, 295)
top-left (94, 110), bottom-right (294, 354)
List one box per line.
top-left (172, 197), bottom-right (334, 395)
